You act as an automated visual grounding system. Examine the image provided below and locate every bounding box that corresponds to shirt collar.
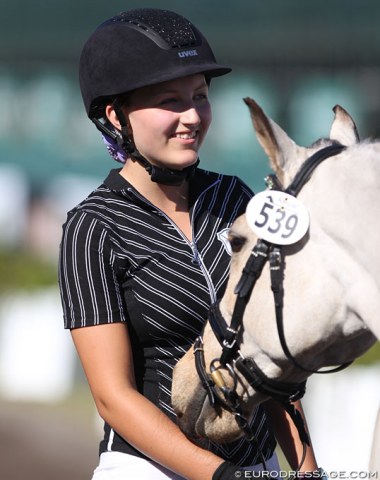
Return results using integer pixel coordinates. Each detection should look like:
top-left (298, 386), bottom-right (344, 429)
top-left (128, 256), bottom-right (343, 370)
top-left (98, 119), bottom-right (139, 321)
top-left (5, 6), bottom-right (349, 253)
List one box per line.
top-left (103, 167), bottom-right (221, 205)
top-left (103, 168), bottom-right (132, 192)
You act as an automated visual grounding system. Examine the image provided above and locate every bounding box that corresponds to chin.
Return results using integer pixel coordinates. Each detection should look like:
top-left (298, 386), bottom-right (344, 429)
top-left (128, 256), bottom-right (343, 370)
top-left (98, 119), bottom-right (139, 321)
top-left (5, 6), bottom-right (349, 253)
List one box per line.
top-left (180, 152), bottom-right (200, 168)
top-left (150, 148), bottom-right (200, 172)
top-left (165, 156), bottom-right (199, 171)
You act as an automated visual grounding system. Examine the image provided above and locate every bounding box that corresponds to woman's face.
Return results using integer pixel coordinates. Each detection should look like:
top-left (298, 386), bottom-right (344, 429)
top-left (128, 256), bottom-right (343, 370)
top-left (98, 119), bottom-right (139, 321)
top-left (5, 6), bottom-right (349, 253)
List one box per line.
top-left (122, 74), bottom-right (212, 170)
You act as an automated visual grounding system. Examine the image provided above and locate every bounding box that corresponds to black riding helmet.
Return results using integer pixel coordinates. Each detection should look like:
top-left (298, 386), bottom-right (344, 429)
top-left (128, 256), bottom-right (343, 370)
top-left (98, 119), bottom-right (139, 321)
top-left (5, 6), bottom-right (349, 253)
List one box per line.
top-left (79, 8), bottom-right (231, 185)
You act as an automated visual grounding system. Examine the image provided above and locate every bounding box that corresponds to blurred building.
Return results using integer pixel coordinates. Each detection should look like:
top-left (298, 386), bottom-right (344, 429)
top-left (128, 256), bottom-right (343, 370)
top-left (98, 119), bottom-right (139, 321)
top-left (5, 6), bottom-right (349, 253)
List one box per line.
top-left (1, 1), bottom-right (380, 252)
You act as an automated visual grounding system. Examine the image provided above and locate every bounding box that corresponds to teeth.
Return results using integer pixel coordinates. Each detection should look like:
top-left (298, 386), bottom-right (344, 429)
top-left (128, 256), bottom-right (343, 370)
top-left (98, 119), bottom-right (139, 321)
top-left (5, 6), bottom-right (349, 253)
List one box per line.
top-left (175, 131), bottom-right (197, 139)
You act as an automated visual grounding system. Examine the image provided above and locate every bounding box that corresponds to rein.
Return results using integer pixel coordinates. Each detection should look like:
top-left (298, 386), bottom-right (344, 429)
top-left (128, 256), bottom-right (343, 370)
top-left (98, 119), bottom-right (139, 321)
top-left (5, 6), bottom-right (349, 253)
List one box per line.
top-left (193, 143), bottom-right (348, 468)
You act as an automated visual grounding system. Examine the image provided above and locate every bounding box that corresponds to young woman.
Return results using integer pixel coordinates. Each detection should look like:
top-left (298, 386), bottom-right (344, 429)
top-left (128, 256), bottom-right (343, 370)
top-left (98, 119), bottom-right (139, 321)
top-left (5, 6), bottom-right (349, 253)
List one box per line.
top-left (59, 8), bottom-right (320, 480)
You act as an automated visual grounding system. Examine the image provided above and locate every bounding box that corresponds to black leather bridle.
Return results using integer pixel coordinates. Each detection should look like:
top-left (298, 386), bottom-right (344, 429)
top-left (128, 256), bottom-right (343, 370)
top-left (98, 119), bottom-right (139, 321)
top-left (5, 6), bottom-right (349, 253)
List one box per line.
top-left (193, 143), bottom-right (349, 466)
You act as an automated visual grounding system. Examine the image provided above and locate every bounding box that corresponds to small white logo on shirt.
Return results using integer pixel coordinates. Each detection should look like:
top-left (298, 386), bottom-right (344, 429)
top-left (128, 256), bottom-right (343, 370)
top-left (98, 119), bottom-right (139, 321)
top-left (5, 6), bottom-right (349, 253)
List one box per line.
top-left (178, 49), bottom-right (198, 58)
top-left (217, 228), bottom-right (232, 256)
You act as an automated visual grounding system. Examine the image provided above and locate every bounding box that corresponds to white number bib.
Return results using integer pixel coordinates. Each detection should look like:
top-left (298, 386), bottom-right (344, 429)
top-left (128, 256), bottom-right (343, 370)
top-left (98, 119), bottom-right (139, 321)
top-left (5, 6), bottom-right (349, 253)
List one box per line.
top-left (246, 190), bottom-right (310, 245)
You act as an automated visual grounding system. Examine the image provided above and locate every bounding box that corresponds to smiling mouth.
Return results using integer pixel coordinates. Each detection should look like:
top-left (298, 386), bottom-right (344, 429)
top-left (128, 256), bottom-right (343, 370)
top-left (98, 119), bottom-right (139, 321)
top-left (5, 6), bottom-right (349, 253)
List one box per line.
top-left (173, 131), bottom-right (198, 140)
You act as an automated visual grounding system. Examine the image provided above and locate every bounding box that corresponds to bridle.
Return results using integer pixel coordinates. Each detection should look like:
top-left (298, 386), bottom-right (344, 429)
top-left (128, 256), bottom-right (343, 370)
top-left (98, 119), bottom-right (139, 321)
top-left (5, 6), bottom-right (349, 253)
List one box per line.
top-left (193, 143), bottom-right (349, 466)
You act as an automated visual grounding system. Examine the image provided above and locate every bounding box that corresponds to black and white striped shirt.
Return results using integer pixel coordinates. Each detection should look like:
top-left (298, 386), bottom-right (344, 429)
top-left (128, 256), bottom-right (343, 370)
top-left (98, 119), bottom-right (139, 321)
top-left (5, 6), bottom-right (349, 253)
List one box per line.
top-left (59, 167), bottom-right (276, 466)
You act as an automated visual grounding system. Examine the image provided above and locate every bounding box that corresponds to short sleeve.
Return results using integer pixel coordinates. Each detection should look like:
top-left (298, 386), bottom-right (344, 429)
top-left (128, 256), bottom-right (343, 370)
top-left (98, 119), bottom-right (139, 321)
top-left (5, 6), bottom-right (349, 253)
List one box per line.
top-left (58, 211), bottom-right (127, 329)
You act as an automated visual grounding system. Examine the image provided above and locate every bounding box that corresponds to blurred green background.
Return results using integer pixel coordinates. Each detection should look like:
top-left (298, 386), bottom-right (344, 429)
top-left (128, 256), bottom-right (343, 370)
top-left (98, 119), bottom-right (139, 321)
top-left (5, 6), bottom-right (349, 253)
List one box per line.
top-left (0, 1), bottom-right (379, 478)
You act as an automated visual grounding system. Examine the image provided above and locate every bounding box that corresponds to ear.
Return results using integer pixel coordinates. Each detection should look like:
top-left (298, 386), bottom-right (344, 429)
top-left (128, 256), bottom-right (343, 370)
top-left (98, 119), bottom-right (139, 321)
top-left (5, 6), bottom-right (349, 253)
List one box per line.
top-left (243, 97), bottom-right (299, 179)
top-left (105, 104), bottom-right (122, 130)
top-left (330, 105), bottom-right (359, 145)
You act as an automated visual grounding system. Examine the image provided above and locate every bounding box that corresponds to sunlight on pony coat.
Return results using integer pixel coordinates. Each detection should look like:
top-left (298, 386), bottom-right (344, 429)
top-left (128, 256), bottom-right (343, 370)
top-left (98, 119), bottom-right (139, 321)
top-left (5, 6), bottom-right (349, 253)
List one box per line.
top-left (172, 99), bottom-right (379, 466)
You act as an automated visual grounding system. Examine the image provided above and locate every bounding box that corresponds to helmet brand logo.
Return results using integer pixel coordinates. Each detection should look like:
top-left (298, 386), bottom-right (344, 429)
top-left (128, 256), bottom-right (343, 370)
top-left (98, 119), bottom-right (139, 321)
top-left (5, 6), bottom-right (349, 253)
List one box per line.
top-left (178, 49), bottom-right (198, 58)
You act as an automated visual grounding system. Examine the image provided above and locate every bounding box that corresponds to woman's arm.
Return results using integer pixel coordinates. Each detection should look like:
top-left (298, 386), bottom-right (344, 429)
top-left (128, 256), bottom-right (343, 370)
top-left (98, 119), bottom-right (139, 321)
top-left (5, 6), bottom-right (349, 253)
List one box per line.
top-left (71, 322), bottom-right (224, 480)
top-left (264, 399), bottom-right (318, 472)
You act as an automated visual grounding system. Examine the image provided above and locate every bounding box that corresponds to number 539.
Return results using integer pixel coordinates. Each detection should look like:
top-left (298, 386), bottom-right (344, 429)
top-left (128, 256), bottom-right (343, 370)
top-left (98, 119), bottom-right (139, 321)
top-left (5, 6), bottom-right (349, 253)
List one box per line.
top-left (254, 201), bottom-right (299, 239)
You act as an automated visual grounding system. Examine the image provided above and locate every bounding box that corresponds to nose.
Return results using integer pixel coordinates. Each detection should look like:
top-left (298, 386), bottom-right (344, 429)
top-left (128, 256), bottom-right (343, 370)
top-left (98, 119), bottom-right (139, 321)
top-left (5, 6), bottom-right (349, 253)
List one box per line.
top-left (180, 105), bottom-right (201, 127)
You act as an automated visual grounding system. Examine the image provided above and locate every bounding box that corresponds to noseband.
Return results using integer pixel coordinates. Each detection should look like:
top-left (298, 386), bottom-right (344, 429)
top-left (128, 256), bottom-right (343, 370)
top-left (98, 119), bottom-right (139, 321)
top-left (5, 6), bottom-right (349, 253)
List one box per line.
top-left (193, 143), bottom-right (348, 459)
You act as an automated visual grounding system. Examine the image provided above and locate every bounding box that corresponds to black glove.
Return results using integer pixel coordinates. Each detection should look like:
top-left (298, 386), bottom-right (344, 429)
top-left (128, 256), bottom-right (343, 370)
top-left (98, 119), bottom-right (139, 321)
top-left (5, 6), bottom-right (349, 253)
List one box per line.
top-left (212, 461), bottom-right (243, 480)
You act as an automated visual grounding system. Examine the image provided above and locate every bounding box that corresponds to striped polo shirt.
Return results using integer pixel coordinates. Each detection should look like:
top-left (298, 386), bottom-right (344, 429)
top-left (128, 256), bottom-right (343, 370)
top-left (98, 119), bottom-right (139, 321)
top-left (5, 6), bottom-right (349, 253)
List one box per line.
top-left (59, 167), bottom-right (276, 466)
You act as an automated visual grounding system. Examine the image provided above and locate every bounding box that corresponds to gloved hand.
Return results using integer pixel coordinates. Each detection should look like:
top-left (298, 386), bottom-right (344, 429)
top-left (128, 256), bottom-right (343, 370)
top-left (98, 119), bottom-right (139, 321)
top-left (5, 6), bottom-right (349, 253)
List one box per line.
top-left (212, 461), bottom-right (245, 480)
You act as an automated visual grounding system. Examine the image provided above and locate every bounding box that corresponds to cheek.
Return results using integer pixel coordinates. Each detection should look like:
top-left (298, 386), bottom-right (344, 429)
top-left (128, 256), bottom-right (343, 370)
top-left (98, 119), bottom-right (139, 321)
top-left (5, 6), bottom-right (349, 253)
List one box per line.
top-left (129, 110), bottom-right (171, 143)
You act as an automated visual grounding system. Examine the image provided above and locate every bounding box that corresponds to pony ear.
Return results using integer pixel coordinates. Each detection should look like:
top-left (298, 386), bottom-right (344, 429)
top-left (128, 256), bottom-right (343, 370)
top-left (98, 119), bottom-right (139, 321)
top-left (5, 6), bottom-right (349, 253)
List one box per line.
top-left (243, 97), bottom-right (299, 178)
top-left (330, 105), bottom-right (360, 146)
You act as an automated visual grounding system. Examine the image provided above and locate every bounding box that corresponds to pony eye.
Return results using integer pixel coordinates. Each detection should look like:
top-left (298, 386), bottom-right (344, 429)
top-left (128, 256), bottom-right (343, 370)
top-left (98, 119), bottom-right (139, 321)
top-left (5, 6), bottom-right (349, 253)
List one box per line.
top-left (228, 234), bottom-right (246, 253)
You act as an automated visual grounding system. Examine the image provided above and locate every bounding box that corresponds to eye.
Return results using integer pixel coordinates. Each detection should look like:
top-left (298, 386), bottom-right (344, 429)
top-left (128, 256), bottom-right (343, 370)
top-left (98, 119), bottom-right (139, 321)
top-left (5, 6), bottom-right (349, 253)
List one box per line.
top-left (228, 234), bottom-right (246, 253)
top-left (158, 97), bottom-right (177, 106)
top-left (194, 93), bottom-right (208, 101)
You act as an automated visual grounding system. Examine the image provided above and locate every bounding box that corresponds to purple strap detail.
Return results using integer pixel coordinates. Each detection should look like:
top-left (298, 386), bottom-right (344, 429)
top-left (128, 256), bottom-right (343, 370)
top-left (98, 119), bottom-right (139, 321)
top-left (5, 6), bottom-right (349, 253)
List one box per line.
top-left (102, 133), bottom-right (128, 164)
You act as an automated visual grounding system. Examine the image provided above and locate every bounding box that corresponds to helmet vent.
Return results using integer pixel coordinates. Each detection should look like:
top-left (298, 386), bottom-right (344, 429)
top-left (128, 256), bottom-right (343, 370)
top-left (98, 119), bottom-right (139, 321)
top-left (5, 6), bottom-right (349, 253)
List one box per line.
top-left (112, 9), bottom-right (201, 50)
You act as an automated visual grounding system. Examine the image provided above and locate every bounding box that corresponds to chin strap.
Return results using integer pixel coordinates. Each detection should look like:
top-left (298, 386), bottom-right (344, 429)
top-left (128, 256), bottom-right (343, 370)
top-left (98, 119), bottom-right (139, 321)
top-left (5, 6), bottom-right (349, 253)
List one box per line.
top-left (109, 98), bottom-right (199, 186)
top-left (92, 101), bottom-right (199, 186)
